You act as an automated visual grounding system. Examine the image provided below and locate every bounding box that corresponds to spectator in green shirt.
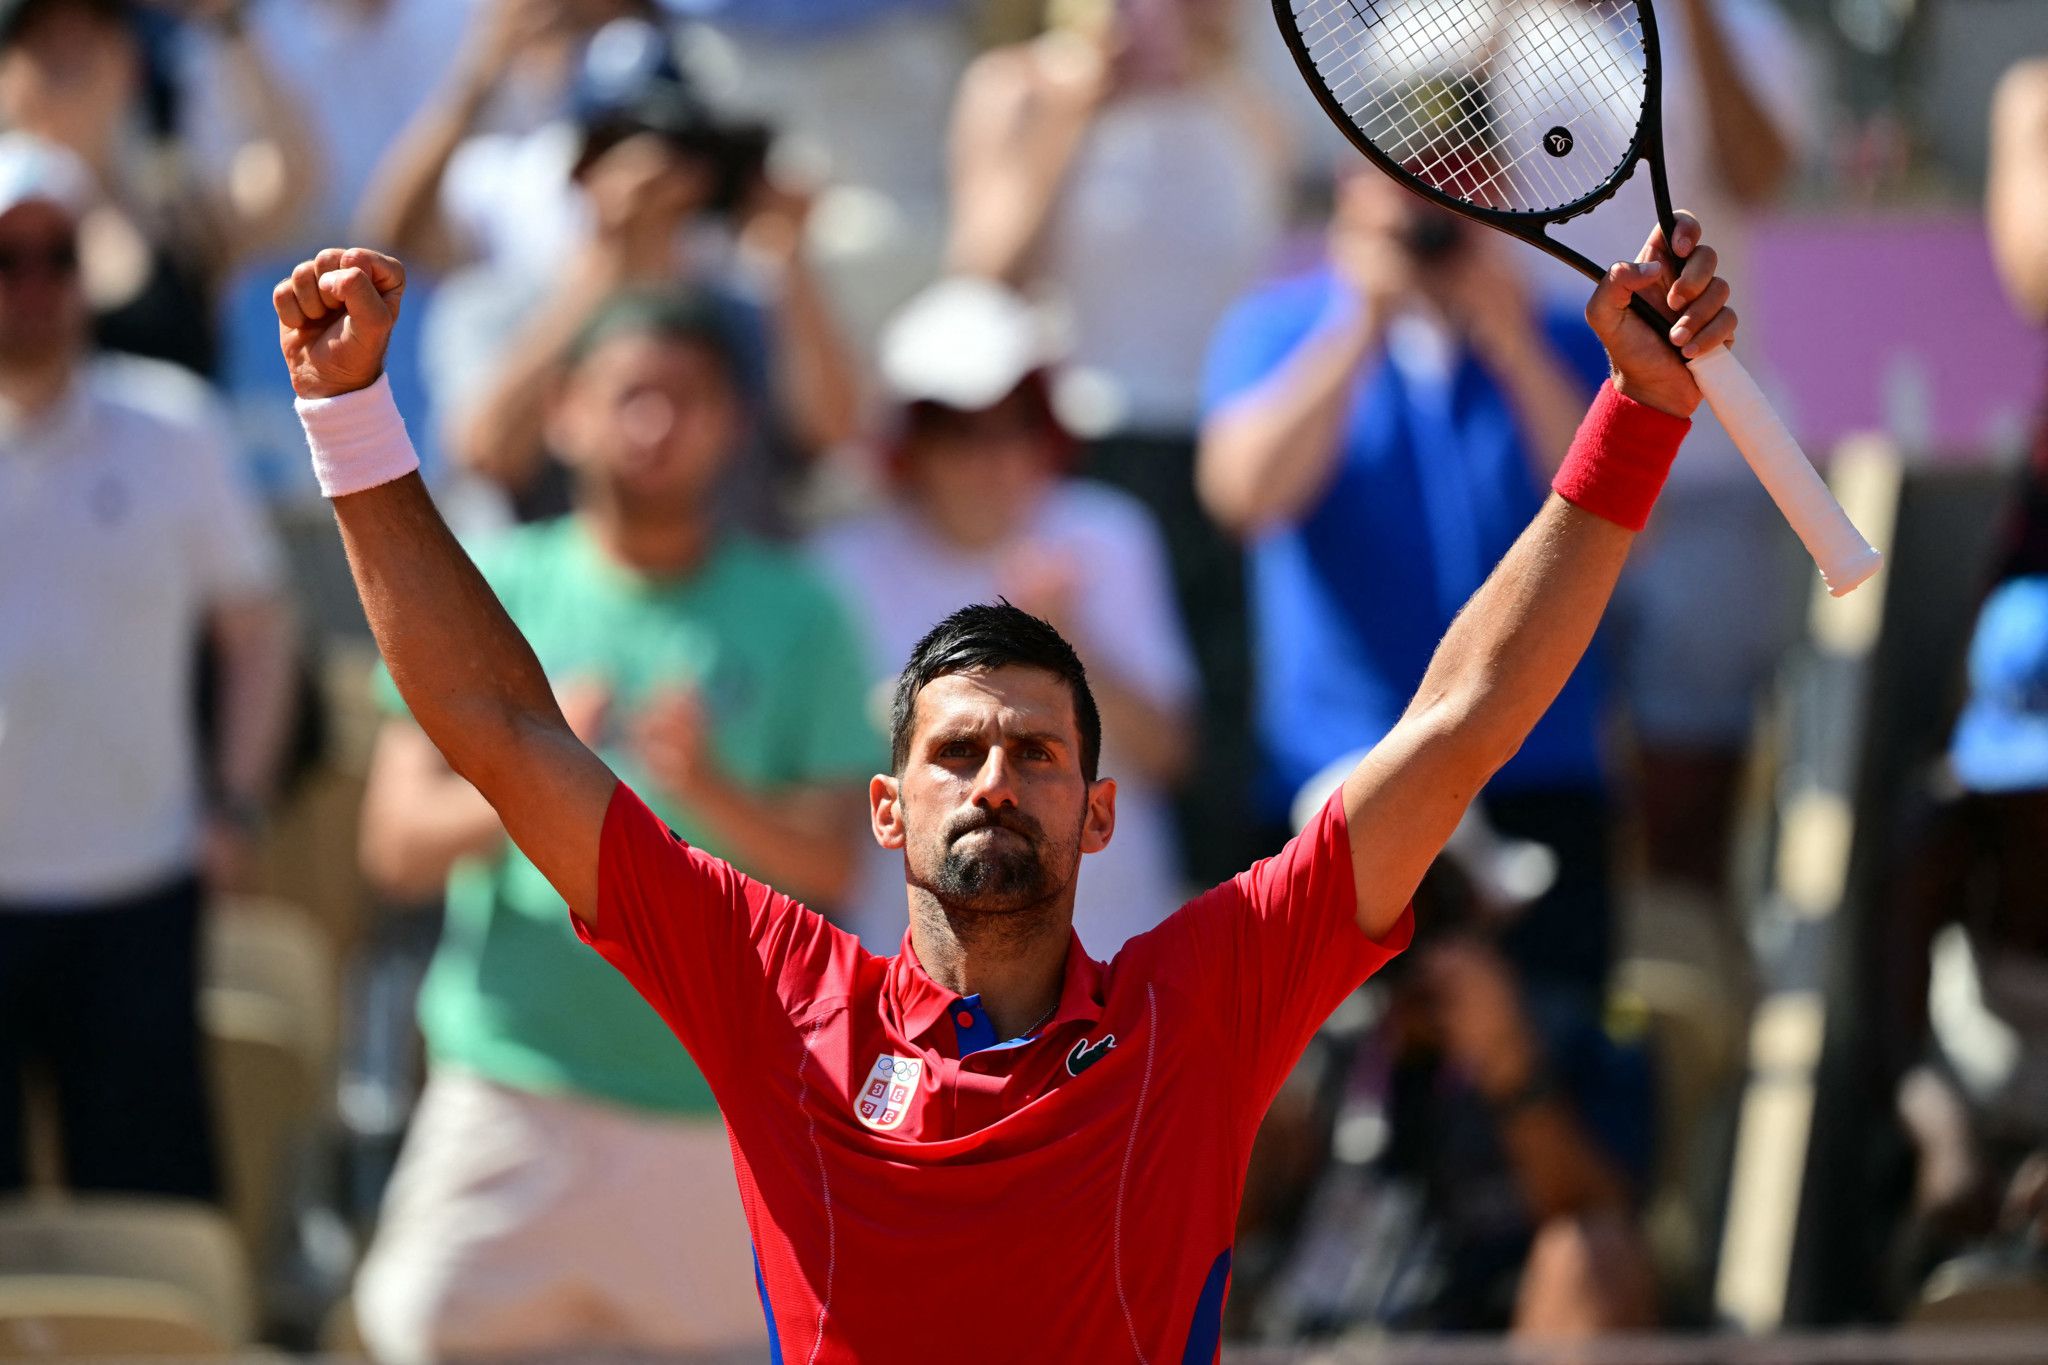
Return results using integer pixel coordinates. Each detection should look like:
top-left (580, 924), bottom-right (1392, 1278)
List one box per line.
top-left (348, 289), bottom-right (879, 1363)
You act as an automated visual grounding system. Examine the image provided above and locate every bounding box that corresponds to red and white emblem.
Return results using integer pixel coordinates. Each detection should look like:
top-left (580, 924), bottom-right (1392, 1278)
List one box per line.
top-left (855, 1054), bottom-right (922, 1132)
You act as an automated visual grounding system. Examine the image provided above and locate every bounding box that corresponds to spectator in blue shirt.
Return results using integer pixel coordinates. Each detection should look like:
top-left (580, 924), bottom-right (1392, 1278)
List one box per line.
top-left (1198, 171), bottom-right (1616, 997)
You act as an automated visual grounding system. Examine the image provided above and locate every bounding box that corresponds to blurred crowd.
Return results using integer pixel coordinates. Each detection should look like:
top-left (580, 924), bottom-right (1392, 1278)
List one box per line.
top-left (2, 0), bottom-right (2047, 1357)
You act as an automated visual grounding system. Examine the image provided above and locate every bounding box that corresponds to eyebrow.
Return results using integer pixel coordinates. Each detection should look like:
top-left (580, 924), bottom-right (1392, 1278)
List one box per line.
top-left (928, 727), bottom-right (1069, 751)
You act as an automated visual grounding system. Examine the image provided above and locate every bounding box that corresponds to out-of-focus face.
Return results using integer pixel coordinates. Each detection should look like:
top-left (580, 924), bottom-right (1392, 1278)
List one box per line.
top-left (550, 331), bottom-right (740, 512)
top-left (878, 666), bottom-right (1114, 916)
top-left (1333, 166), bottom-right (1429, 242)
top-left (0, 3), bottom-right (137, 155)
top-left (0, 199), bottom-right (85, 365)
top-left (900, 386), bottom-right (1059, 551)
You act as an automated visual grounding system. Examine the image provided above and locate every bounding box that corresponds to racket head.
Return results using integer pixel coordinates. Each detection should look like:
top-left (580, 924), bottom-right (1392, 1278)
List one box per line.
top-left (1274, 0), bottom-right (1671, 281)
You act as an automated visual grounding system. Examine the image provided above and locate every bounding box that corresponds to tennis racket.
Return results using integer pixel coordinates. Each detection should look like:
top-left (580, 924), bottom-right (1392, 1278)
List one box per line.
top-left (1273, 0), bottom-right (1882, 596)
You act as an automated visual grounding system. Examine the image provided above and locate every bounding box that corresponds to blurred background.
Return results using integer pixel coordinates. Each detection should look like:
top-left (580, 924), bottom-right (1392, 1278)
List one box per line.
top-left (4, 0), bottom-right (2048, 1359)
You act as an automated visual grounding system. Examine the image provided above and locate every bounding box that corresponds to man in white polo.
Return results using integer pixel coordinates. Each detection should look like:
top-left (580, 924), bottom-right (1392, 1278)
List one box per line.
top-left (0, 133), bottom-right (295, 1199)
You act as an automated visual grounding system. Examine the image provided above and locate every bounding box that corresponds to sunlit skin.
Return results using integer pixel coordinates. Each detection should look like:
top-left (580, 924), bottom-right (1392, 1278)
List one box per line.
top-left (870, 667), bottom-right (1116, 1030)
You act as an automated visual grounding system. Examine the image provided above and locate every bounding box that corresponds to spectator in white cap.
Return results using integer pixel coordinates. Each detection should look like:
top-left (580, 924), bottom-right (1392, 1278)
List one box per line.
top-left (810, 276), bottom-right (1197, 955)
top-left (0, 131), bottom-right (294, 1201)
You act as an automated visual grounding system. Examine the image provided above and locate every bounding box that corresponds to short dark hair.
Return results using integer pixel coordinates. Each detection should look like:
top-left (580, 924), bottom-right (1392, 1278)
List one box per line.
top-left (563, 286), bottom-right (745, 385)
top-left (890, 602), bottom-right (1102, 782)
top-left (0, 0), bottom-right (126, 46)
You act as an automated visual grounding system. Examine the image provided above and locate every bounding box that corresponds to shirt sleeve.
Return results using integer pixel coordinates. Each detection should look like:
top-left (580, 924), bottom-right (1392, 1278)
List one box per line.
top-left (1140, 790), bottom-right (1412, 1121)
top-left (1200, 278), bottom-right (1326, 417)
top-left (574, 780), bottom-right (858, 1086)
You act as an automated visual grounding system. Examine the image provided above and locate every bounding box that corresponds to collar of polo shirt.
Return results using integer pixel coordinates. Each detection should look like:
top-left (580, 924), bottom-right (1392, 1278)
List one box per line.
top-left (884, 927), bottom-right (1106, 1056)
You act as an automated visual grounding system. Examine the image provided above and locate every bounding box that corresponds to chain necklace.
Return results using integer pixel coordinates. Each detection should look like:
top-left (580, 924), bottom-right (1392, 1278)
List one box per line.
top-left (1021, 999), bottom-right (1059, 1038)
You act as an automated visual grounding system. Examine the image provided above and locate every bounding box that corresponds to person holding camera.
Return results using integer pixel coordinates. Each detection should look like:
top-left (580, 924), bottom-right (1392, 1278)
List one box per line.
top-left (357, 4), bottom-right (857, 520)
top-left (1197, 169), bottom-right (1617, 1002)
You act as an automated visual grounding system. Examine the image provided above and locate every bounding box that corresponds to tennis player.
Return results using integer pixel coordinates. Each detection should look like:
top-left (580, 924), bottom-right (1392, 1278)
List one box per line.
top-left (278, 212), bottom-right (1732, 1360)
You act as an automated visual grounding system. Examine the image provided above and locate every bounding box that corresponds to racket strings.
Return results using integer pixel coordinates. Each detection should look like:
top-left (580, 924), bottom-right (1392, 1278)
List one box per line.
top-left (1289, 0), bottom-right (1649, 216)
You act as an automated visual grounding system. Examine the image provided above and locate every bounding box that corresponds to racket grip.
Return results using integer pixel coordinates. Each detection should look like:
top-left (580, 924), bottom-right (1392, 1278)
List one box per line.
top-left (1685, 345), bottom-right (1882, 597)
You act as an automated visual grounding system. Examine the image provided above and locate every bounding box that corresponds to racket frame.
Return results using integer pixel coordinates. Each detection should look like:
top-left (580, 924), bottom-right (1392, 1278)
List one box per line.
top-left (1272, 0), bottom-right (1684, 337)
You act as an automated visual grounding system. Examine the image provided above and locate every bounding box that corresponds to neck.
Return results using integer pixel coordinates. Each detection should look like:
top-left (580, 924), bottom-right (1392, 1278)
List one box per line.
top-left (0, 353), bottom-right (76, 422)
top-left (580, 494), bottom-right (712, 579)
top-left (908, 892), bottom-right (1071, 1040)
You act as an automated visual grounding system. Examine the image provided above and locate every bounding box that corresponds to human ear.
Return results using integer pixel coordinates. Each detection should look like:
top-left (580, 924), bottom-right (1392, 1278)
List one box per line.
top-left (1080, 777), bottom-right (1116, 855)
top-left (870, 773), bottom-right (905, 850)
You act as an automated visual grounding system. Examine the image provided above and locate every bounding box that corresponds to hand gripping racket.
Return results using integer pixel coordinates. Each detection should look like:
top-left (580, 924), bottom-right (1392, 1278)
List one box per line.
top-left (1274, 0), bottom-right (1882, 595)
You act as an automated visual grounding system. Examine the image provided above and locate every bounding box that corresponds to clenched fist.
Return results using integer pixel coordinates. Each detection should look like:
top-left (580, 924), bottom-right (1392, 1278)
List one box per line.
top-left (274, 248), bottom-right (406, 400)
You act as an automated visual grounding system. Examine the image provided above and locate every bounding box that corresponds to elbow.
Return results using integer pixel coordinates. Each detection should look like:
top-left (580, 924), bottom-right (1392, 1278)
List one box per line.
top-left (1405, 690), bottom-right (1523, 790)
top-left (1194, 434), bottom-right (1268, 540)
top-left (357, 818), bottom-right (445, 902)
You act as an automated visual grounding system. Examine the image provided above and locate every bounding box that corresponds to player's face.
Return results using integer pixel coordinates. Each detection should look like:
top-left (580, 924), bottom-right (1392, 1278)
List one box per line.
top-left (882, 667), bottom-right (1115, 916)
top-left (0, 201), bottom-right (85, 363)
top-left (553, 332), bottom-right (740, 511)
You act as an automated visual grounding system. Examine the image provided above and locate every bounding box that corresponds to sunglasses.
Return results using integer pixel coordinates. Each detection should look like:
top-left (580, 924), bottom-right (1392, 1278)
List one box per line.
top-left (0, 240), bottom-right (79, 281)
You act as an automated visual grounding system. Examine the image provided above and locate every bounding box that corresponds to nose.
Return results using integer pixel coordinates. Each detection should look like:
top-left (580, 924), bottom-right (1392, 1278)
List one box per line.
top-left (968, 746), bottom-right (1018, 811)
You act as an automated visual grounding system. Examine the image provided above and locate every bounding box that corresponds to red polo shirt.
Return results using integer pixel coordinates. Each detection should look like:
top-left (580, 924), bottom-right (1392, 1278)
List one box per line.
top-left (575, 781), bottom-right (1411, 1363)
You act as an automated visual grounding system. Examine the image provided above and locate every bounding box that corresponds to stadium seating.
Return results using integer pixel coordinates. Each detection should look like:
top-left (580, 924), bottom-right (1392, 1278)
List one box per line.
top-left (0, 1275), bottom-right (232, 1356)
top-left (0, 1197), bottom-right (254, 1346)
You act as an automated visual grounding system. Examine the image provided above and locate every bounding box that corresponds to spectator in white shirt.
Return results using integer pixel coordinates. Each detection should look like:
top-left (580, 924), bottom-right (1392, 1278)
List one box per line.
top-left (0, 134), bottom-right (293, 1200)
top-left (810, 278), bottom-right (1197, 955)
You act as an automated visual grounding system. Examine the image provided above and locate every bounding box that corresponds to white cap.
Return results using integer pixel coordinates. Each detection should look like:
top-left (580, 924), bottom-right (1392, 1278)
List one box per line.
top-left (0, 133), bottom-right (94, 223)
top-left (879, 276), bottom-right (1056, 412)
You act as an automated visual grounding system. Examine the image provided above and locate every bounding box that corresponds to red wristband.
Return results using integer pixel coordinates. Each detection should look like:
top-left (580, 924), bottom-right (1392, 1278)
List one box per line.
top-left (1550, 380), bottom-right (1691, 532)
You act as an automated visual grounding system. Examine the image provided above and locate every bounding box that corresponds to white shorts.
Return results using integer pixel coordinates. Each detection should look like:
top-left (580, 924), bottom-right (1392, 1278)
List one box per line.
top-left (353, 1069), bottom-right (764, 1363)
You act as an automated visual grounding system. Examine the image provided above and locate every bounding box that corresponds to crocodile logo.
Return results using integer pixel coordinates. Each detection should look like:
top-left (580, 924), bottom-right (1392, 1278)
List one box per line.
top-left (1065, 1034), bottom-right (1117, 1076)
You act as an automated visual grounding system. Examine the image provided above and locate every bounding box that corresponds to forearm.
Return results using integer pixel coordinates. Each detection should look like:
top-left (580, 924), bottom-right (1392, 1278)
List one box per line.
top-left (212, 28), bottom-right (324, 259)
top-left (1494, 1100), bottom-right (1637, 1220)
top-left (351, 75), bottom-right (492, 262)
top-left (1197, 299), bottom-right (1381, 536)
top-left (361, 767), bottom-right (505, 900)
top-left (448, 251), bottom-right (619, 489)
top-left (675, 779), bottom-right (860, 906)
top-left (943, 55), bottom-right (1092, 285)
top-left (1408, 496), bottom-right (1633, 774)
top-left (210, 596), bottom-right (297, 809)
top-left (1989, 63), bottom-right (2048, 322)
top-left (770, 250), bottom-right (863, 455)
top-left (333, 476), bottom-right (566, 784)
top-left (1682, 0), bottom-right (1792, 204)
top-left (947, 169), bottom-right (1064, 285)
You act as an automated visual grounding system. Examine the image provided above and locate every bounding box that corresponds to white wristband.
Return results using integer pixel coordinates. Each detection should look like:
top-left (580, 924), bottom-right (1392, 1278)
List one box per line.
top-left (296, 373), bottom-right (420, 498)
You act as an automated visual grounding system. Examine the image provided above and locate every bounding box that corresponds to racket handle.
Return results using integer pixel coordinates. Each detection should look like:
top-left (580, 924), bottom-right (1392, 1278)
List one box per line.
top-left (1685, 344), bottom-right (1882, 597)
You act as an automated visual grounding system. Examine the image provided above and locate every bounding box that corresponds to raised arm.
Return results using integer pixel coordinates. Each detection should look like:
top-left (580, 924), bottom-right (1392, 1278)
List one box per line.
top-left (1990, 59), bottom-right (2048, 324)
top-left (1343, 216), bottom-right (1734, 937)
top-left (275, 248), bottom-right (616, 921)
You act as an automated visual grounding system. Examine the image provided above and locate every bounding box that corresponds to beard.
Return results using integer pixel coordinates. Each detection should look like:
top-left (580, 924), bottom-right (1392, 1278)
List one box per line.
top-left (910, 803), bottom-right (1078, 915)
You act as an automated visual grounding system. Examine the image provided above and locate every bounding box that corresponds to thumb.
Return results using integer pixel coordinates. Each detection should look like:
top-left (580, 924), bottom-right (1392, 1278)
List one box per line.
top-left (1583, 259), bottom-right (1667, 342)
